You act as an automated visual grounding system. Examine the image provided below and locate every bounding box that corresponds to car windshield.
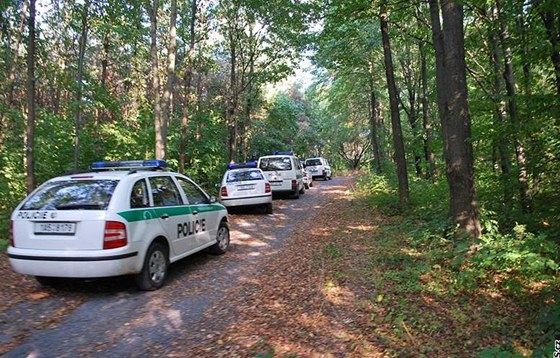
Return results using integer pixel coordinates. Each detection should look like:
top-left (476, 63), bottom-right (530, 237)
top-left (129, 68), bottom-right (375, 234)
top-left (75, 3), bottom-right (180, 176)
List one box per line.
top-left (306, 159), bottom-right (322, 166)
top-left (21, 179), bottom-right (118, 210)
top-left (227, 169), bottom-right (264, 183)
top-left (259, 157), bottom-right (292, 171)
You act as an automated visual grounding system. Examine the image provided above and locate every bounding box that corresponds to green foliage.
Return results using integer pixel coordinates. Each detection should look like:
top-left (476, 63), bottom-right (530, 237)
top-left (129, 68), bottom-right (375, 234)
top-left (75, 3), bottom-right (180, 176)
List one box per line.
top-left (466, 220), bottom-right (559, 292)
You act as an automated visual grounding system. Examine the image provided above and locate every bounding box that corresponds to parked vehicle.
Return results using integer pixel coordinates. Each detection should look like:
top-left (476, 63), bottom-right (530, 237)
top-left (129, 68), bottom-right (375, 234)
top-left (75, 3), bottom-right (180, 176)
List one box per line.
top-left (305, 157), bottom-right (332, 180)
top-left (258, 151), bottom-right (305, 198)
top-left (8, 160), bottom-right (230, 291)
top-left (219, 162), bottom-right (273, 214)
top-left (300, 160), bottom-right (313, 189)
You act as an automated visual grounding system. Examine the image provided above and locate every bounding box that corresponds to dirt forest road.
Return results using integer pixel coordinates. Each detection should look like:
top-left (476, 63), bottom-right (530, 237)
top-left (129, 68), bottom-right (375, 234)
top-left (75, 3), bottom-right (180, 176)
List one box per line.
top-left (1, 176), bottom-right (362, 357)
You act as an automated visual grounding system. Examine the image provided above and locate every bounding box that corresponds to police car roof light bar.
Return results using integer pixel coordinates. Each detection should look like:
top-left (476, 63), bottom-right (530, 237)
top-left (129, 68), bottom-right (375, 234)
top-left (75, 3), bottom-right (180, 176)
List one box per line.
top-left (272, 150), bottom-right (294, 155)
top-left (227, 161), bottom-right (258, 169)
top-left (91, 159), bottom-right (168, 170)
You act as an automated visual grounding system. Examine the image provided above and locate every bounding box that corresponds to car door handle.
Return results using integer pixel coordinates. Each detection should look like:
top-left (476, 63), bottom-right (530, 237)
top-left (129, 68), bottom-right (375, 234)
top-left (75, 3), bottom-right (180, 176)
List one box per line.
top-left (192, 210), bottom-right (199, 215)
top-left (161, 214), bottom-right (169, 219)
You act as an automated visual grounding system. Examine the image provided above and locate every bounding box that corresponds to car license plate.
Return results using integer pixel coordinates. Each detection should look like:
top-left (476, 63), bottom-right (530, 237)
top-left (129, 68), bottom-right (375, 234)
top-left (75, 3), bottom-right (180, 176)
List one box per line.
top-left (34, 222), bottom-right (76, 235)
top-left (270, 181), bottom-right (282, 186)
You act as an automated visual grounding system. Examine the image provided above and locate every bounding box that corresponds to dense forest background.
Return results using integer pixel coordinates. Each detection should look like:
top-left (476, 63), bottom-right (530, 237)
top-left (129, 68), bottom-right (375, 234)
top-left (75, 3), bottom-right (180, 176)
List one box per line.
top-left (1, 0), bottom-right (559, 352)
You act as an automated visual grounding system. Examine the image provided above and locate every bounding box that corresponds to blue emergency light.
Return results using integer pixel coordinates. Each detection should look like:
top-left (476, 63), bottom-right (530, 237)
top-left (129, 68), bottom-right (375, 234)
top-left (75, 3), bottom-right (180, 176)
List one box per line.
top-left (227, 161), bottom-right (258, 170)
top-left (272, 150), bottom-right (294, 155)
top-left (91, 159), bottom-right (168, 170)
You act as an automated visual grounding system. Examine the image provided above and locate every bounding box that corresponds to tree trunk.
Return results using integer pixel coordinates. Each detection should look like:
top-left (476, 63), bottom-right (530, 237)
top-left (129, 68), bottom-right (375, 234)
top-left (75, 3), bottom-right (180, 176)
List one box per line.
top-left (496, 0), bottom-right (532, 213)
top-left (380, 1), bottom-right (409, 206)
top-left (368, 76), bottom-right (382, 174)
top-left (160, 0), bottom-right (177, 162)
top-left (429, 0), bottom-right (481, 239)
top-left (419, 39), bottom-right (438, 181)
top-left (180, 0), bottom-right (199, 173)
top-left (1, 0), bottom-right (29, 151)
top-left (227, 17), bottom-right (239, 163)
top-left (73, 0), bottom-right (89, 172)
top-left (488, 4), bottom-right (513, 207)
top-left (536, 0), bottom-right (560, 95)
top-left (148, 0), bottom-right (164, 160)
top-left (25, 0), bottom-right (36, 193)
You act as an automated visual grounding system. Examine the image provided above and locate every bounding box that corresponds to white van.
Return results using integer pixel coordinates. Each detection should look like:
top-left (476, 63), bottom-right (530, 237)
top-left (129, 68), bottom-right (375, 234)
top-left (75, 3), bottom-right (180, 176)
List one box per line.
top-left (305, 157), bottom-right (332, 180)
top-left (257, 152), bottom-right (305, 198)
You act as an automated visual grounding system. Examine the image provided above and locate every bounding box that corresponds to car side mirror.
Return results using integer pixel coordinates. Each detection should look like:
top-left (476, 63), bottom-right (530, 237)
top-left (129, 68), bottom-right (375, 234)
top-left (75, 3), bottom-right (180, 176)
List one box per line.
top-left (209, 196), bottom-right (217, 204)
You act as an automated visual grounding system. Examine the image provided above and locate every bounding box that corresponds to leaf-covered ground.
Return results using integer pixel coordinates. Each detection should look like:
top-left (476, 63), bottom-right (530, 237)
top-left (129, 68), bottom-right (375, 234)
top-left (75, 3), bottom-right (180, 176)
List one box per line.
top-left (0, 176), bottom-right (551, 357)
top-left (166, 176), bottom-right (546, 357)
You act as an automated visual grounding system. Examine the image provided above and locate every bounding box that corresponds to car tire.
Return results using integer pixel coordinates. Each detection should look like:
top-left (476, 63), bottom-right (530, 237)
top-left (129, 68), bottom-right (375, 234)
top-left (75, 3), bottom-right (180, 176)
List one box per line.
top-left (264, 203), bottom-right (273, 214)
top-left (136, 242), bottom-right (169, 291)
top-left (293, 188), bottom-right (300, 199)
top-left (210, 221), bottom-right (230, 254)
top-left (35, 276), bottom-right (65, 288)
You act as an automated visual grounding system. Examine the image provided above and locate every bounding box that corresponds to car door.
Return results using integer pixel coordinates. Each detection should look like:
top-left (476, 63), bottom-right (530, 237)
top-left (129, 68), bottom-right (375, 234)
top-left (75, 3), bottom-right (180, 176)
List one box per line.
top-left (176, 177), bottom-right (215, 248)
top-left (148, 175), bottom-right (197, 256)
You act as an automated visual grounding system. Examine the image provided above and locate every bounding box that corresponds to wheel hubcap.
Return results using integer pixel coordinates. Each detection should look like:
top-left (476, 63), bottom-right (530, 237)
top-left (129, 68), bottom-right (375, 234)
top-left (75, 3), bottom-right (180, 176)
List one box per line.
top-left (217, 227), bottom-right (229, 250)
top-left (148, 250), bottom-right (166, 284)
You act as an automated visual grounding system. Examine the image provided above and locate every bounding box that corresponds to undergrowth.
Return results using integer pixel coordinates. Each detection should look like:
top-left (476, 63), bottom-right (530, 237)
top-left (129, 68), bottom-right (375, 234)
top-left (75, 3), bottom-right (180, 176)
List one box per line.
top-left (354, 171), bottom-right (560, 357)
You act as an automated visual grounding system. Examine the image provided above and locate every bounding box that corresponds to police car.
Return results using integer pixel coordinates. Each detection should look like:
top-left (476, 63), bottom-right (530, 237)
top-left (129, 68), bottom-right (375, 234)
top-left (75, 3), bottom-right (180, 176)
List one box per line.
top-left (7, 160), bottom-right (230, 290)
top-left (258, 151), bottom-right (305, 198)
top-left (219, 162), bottom-right (272, 214)
top-left (300, 160), bottom-right (313, 189)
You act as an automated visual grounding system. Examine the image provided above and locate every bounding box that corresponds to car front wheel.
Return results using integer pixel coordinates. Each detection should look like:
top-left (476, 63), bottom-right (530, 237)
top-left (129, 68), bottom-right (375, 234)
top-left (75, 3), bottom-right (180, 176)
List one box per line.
top-left (210, 221), bottom-right (230, 254)
top-left (136, 242), bottom-right (169, 291)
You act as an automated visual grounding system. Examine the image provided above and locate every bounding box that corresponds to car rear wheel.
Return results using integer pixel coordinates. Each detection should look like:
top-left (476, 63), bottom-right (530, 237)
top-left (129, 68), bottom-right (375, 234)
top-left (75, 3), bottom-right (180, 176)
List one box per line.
top-left (36, 276), bottom-right (65, 288)
top-left (136, 242), bottom-right (168, 291)
top-left (210, 221), bottom-right (230, 254)
top-left (264, 203), bottom-right (273, 214)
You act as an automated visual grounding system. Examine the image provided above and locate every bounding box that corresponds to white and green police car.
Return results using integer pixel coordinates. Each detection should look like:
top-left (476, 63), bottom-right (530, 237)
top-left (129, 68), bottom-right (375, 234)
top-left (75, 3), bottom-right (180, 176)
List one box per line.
top-left (7, 160), bottom-right (229, 290)
top-left (219, 161), bottom-right (273, 214)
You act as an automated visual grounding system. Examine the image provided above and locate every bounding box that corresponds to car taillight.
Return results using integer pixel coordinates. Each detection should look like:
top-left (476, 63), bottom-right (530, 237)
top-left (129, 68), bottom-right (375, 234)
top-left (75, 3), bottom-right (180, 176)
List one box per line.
top-left (220, 186), bottom-right (228, 197)
top-left (265, 183), bottom-right (271, 193)
top-left (103, 221), bottom-right (127, 249)
top-left (291, 180), bottom-right (297, 189)
top-left (9, 220), bottom-right (14, 247)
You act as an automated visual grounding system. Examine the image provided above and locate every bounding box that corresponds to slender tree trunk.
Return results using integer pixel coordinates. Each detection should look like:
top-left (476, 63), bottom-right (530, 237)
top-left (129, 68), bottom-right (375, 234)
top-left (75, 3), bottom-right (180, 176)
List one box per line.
top-left (227, 20), bottom-right (239, 163)
top-left (488, 4), bottom-right (513, 207)
top-left (1, 0), bottom-right (29, 151)
top-left (536, 0), bottom-right (560, 95)
top-left (73, 0), bottom-right (89, 172)
top-left (496, 0), bottom-right (532, 213)
top-left (148, 0), bottom-right (164, 160)
top-left (179, 0), bottom-right (199, 173)
top-left (368, 76), bottom-right (382, 174)
top-left (25, 0), bottom-right (36, 193)
top-left (429, 0), bottom-right (481, 239)
top-left (419, 39), bottom-right (438, 181)
top-left (160, 0), bottom-right (177, 162)
top-left (380, 1), bottom-right (409, 206)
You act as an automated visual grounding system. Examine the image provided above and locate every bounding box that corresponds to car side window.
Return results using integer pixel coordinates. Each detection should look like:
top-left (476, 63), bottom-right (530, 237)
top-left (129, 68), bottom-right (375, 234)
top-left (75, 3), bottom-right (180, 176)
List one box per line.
top-left (130, 179), bottom-right (149, 208)
top-left (177, 177), bottom-right (208, 205)
top-left (149, 176), bottom-right (183, 207)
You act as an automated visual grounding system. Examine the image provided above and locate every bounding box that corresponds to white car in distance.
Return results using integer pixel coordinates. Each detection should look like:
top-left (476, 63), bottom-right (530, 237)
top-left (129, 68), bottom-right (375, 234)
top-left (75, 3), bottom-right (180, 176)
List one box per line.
top-left (219, 162), bottom-right (273, 214)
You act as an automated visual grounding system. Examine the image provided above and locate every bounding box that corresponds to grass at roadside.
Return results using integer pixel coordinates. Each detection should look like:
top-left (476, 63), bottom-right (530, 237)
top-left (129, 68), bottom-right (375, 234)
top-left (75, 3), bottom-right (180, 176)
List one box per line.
top-left (351, 172), bottom-right (559, 357)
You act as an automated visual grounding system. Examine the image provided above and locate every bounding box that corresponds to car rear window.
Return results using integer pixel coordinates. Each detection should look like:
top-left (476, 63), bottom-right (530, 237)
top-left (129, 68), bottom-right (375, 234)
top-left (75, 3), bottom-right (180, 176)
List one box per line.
top-left (227, 169), bottom-right (264, 182)
top-left (21, 179), bottom-right (119, 210)
top-left (259, 157), bottom-right (292, 171)
top-left (305, 159), bottom-right (322, 166)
